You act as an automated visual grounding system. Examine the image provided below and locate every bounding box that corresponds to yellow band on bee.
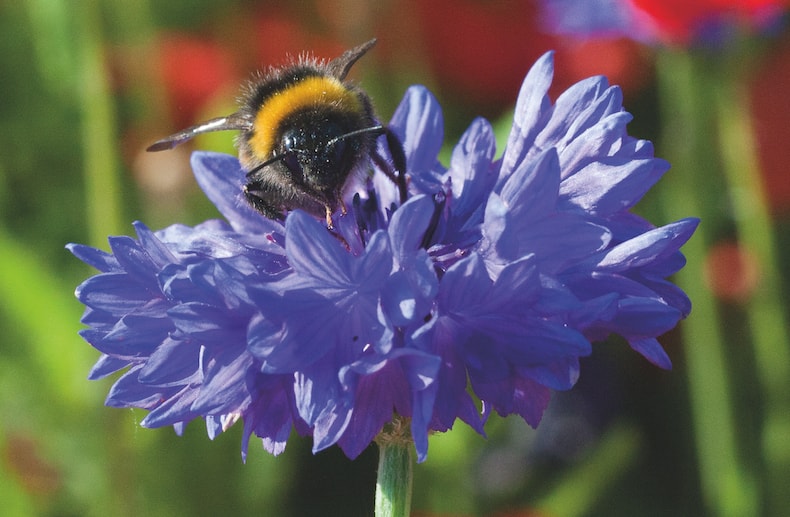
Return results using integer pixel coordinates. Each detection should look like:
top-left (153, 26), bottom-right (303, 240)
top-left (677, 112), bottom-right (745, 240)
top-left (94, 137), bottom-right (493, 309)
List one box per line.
top-left (249, 76), bottom-right (363, 159)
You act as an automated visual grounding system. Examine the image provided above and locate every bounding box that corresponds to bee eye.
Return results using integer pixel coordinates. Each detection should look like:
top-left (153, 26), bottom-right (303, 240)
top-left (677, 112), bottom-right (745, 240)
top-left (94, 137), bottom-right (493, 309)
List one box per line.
top-left (282, 152), bottom-right (303, 178)
top-left (281, 128), bottom-right (302, 153)
top-left (328, 138), bottom-right (347, 164)
top-left (276, 128), bottom-right (306, 177)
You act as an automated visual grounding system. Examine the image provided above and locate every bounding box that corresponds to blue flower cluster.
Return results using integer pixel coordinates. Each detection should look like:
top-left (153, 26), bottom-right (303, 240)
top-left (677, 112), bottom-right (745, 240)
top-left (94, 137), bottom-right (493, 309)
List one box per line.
top-left (70, 52), bottom-right (698, 462)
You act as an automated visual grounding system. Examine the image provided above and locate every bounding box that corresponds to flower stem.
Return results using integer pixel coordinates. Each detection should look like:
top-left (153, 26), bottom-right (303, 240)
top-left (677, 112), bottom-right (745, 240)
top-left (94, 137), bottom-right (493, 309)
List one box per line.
top-left (655, 49), bottom-right (759, 517)
top-left (534, 422), bottom-right (641, 517)
top-left (375, 418), bottom-right (414, 517)
top-left (77, 0), bottom-right (124, 244)
top-left (711, 53), bottom-right (790, 517)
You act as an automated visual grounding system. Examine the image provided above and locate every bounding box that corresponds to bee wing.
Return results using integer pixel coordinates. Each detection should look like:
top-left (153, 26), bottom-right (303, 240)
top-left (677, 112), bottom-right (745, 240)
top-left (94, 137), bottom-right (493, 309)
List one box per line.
top-left (146, 113), bottom-right (253, 152)
top-left (327, 38), bottom-right (377, 80)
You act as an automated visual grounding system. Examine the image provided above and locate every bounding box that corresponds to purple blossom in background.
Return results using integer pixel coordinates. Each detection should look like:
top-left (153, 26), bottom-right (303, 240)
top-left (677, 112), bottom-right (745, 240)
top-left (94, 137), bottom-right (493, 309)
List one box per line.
top-left (70, 51), bottom-right (698, 462)
top-left (539, 0), bottom-right (653, 40)
top-left (539, 0), bottom-right (787, 45)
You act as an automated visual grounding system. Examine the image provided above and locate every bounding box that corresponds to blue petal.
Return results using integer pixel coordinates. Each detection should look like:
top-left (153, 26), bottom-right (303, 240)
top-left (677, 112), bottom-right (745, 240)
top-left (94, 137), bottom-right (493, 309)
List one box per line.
top-left (518, 356), bottom-right (582, 391)
top-left (595, 218), bottom-right (700, 272)
top-left (388, 86), bottom-right (444, 177)
top-left (67, 243), bottom-right (120, 272)
top-left (139, 337), bottom-right (200, 385)
top-left (337, 348), bottom-right (440, 461)
top-left (501, 52), bottom-right (554, 176)
top-left (557, 110), bottom-right (631, 173)
top-left (499, 148), bottom-right (560, 222)
top-left (337, 361), bottom-right (406, 459)
top-left (473, 375), bottom-right (552, 427)
top-left (629, 337), bottom-right (673, 370)
top-left (168, 302), bottom-right (243, 341)
top-left (87, 354), bottom-right (131, 380)
top-left (285, 211), bottom-right (354, 285)
top-left (387, 195), bottom-right (436, 263)
top-left (106, 366), bottom-right (173, 409)
top-left (241, 376), bottom-right (295, 460)
top-left (247, 290), bottom-right (334, 371)
top-left (140, 385), bottom-right (200, 428)
top-left (611, 297), bottom-right (683, 337)
top-left (381, 252), bottom-right (437, 326)
top-left (294, 369), bottom-right (353, 452)
top-left (436, 254), bottom-right (492, 313)
top-left (414, 317), bottom-right (485, 434)
top-left (550, 77), bottom-right (620, 147)
top-left (76, 273), bottom-right (157, 313)
top-left (448, 117), bottom-right (497, 219)
top-left (81, 312), bottom-right (172, 357)
top-left (191, 152), bottom-right (282, 235)
top-left (103, 238), bottom-right (155, 286)
top-left (560, 157), bottom-right (669, 215)
top-left (134, 222), bottom-right (178, 268)
top-left (162, 259), bottom-right (253, 309)
top-left (192, 347), bottom-right (255, 414)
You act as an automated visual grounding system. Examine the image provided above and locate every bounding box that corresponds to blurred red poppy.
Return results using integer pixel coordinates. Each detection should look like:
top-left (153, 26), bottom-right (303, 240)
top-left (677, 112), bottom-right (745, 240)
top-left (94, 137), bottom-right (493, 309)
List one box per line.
top-left (406, 0), bottom-right (553, 110)
top-left (629, 0), bottom-right (789, 42)
top-left (751, 35), bottom-right (790, 214)
top-left (703, 240), bottom-right (761, 301)
top-left (405, 0), bottom-right (650, 112)
top-left (157, 34), bottom-right (237, 126)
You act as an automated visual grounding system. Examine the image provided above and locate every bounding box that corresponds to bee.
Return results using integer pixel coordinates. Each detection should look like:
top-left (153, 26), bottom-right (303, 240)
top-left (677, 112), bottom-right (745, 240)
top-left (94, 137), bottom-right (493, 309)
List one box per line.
top-left (147, 38), bottom-right (405, 228)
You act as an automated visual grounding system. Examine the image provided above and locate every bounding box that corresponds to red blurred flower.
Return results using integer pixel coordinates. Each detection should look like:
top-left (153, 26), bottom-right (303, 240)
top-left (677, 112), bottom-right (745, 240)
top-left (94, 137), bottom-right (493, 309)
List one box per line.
top-left (629, 0), bottom-right (789, 43)
top-left (157, 34), bottom-right (237, 126)
top-left (554, 37), bottom-right (652, 96)
top-left (3, 434), bottom-right (61, 497)
top-left (703, 241), bottom-right (761, 302)
top-left (253, 11), bottom-right (346, 68)
top-left (406, 0), bottom-right (554, 110)
top-left (405, 0), bottom-right (650, 112)
top-left (751, 36), bottom-right (790, 214)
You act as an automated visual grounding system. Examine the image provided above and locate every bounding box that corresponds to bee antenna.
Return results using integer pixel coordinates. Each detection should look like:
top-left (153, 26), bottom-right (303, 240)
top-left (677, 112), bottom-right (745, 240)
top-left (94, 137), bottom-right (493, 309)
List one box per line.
top-left (325, 125), bottom-right (386, 148)
top-left (327, 38), bottom-right (377, 80)
top-left (245, 153), bottom-right (288, 178)
top-left (245, 150), bottom-right (307, 178)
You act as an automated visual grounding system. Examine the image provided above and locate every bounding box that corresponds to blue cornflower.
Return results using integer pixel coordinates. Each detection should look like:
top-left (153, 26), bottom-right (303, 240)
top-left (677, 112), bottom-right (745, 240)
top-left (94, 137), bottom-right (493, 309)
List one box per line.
top-left (71, 52), bottom-right (697, 462)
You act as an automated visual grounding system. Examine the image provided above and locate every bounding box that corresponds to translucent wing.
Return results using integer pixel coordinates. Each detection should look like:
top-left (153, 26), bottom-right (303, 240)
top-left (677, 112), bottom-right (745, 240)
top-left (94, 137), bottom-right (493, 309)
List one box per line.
top-left (146, 113), bottom-right (253, 152)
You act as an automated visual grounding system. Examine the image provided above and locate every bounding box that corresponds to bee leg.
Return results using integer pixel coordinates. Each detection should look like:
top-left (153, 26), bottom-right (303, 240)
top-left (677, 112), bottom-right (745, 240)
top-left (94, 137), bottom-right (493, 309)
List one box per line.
top-left (243, 182), bottom-right (285, 221)
top-left (384, 127), bottom-right (408, 204)
top-left (372, 127), bottom-right (409, 204)
top-left (383, 127), bottom-right (407, 180)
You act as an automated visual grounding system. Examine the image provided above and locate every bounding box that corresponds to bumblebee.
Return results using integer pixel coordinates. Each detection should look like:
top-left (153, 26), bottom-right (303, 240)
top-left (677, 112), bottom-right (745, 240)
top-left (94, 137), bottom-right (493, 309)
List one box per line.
top-left (147, 38), bottom-right (405, 227)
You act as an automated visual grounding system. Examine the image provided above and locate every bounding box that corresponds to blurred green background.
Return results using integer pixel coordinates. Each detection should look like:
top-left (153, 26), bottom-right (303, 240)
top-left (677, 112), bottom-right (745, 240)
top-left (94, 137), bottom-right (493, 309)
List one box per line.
top-left (1, 0), bottom-right (789, 515)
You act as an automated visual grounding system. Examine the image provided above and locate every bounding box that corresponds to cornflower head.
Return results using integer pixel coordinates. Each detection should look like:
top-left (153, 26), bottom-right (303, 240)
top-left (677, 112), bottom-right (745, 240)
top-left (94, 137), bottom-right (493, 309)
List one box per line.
top-left (70, 50), bottom-right (697, 463)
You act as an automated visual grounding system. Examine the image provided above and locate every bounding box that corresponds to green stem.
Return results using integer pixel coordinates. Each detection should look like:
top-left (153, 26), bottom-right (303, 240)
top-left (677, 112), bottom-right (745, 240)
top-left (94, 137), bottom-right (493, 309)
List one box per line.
top-left (375, 418), bottom-right (414, 517)
top-left (22, 0), bottom-right (75, 100)
top-left (655, 49), bottom-right (759, 517)
top-left (712, 57), bottom-right (790, 517)
top-left (534, 423), bottom-right (641, 517)
top-left (77, 0), bottom-right (124, 244)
